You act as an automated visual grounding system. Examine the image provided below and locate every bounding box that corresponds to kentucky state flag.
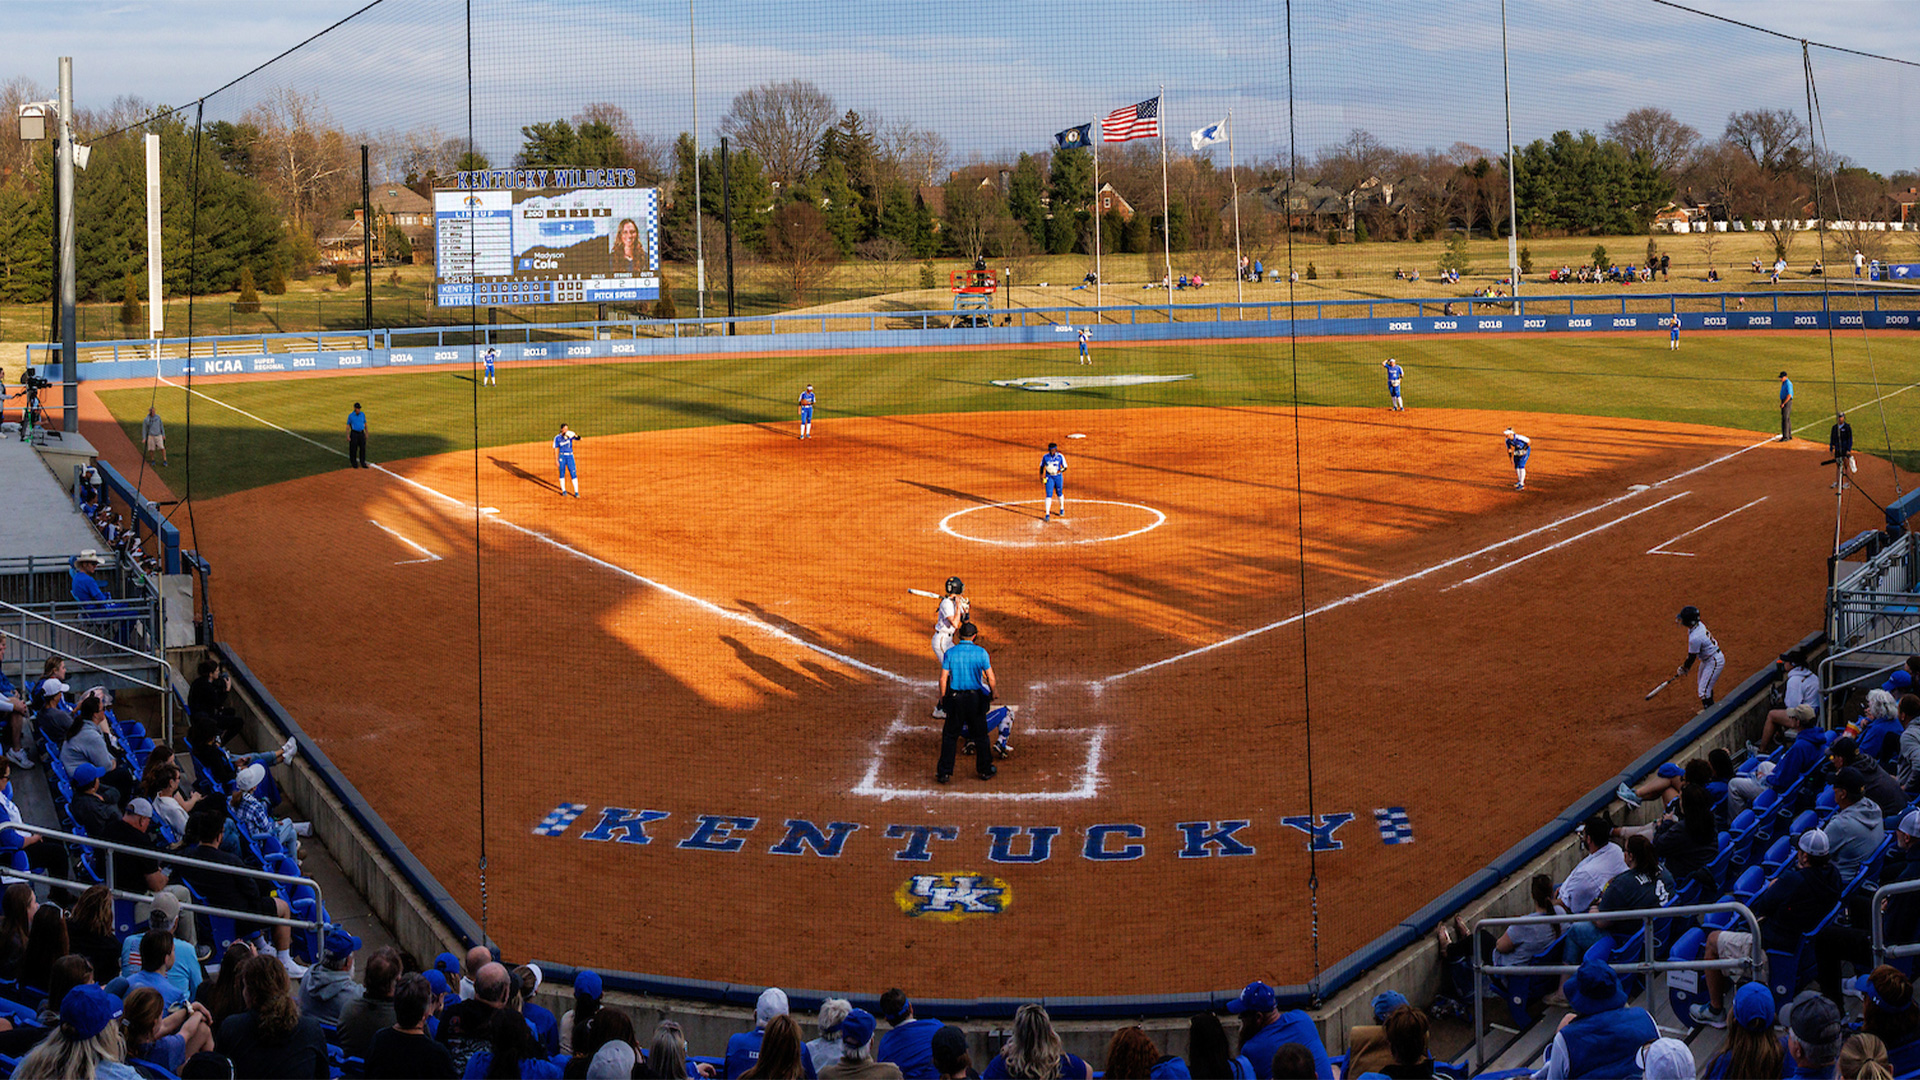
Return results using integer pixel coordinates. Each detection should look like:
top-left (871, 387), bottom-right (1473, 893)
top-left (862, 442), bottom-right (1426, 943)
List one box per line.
top-left (1055, 123), bottom-right (1092, 150)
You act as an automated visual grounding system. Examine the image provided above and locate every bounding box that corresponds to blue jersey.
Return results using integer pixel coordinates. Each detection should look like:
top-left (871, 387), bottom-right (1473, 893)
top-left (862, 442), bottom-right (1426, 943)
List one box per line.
top-left (1781, 379), bottom-right (1794, 402)
top-left (1041, 450), bottom-right (1066, 476)
top-left (798, 390), bottom-right (815, 411)
top-left (554, 432), bottom-right (579, 460)
top-left (347, 410), bottom-right (366, 432)
top-left (1506, 434), bottom-right (1531, 460)
top-left (942, 641), bottom-right (991, 692)
top-left (483, 350), bottom-right (497, 373)
top-left (1384, 362), bottom-right (1403, 387)
top-left (1076, 329), bottom-right (1089, 351)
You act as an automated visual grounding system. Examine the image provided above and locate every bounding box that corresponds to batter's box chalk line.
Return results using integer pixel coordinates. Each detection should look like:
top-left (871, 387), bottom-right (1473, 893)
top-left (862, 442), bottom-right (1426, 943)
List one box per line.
top-left (851, 707), bottom-right (1110, 802)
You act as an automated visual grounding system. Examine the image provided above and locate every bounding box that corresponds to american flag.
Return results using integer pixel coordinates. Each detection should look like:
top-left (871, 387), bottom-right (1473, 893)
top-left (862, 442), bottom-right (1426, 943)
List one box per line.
top-left (1102, 96), bottom-right (1160, 143)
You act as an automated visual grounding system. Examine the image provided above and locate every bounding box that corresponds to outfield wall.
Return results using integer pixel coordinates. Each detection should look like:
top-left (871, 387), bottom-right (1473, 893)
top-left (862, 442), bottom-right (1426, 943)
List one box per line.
top-left (30, 290), bottom-right (1920, 383)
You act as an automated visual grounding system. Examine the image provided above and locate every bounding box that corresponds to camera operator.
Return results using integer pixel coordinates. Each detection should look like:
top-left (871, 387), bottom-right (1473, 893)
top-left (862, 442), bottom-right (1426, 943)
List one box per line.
top-left (187, 658), bottom-right (244, 744)
top-left (11, 368), bottom-right (51, 443)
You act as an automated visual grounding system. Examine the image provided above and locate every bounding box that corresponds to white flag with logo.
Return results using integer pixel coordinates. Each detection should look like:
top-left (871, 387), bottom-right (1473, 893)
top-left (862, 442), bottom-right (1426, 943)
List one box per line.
top-left (1190, 118), bottom-right (1228, 150)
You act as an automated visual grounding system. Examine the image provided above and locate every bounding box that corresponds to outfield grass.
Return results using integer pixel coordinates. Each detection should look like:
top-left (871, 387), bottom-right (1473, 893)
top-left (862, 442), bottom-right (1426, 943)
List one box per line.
top-left (96, 330), bottom-right (1920, 500)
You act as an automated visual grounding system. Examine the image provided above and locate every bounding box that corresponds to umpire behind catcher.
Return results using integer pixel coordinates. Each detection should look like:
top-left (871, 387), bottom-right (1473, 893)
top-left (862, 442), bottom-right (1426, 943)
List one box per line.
top-left (936, 622), bottom-right (997, 783)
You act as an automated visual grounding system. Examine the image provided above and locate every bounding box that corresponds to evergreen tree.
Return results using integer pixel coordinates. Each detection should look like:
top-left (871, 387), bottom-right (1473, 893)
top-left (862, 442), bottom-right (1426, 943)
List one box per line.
top-left (120, 275), bottom-right (142, 326)
top-left (516, 120), bottom-right (579, 167)
top-left (235, 266), bottom-right (260, 313)
top-left (1007, 153), bottom-right (1046, 247)
top-left (1046, 147), bottom-right (1093, 254)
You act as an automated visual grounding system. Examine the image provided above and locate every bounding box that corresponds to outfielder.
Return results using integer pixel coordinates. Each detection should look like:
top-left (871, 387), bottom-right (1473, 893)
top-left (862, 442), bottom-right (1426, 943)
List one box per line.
top-left (1382, 358), bottom-right (1405, 410)
top-left (1503, 427), bottom-right (1531, 490)
top-left (930, 577), bottom-right (969, 718)
top-left (797, 384), bottom-right (815, 439)
top-left (1040, 442), bottom-right (1067, 521)
top-left (483, 347), bottom-right (497, 386)
top-left (1076, 327), bottom-right (1091, 365)
top-left (554, 423), bottom-right (582, 498)
top-left (1668, 317), bottom-right (1680, 351)
top-left (1675, 605), bottom-right (1725, 709)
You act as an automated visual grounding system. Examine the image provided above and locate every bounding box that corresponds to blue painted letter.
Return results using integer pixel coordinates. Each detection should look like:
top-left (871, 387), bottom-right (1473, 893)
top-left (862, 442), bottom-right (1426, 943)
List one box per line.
top-left (1176, 820), bottom-right (1256, 858)
top-left (578, 808), bottom-right (670, 845)
top-left (769, 819), bottom-right (861, 858)
top-left (1083, 823), bottom-right (1147, 861)
top-left (676, 815), bottom-right (759, 852)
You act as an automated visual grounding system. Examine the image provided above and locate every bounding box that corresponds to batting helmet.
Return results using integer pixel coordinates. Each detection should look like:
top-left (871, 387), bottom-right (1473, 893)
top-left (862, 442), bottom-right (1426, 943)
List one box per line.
top-left (945, 576), bottom-right (965, 595)
top-left (1678, 605), bottom-right (1701, 627)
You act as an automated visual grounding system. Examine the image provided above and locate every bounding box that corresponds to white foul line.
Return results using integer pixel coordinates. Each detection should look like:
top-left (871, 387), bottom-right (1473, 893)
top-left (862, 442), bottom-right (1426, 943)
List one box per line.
top-left (368, 520), bottom-right (442, 565)
top-left (158, 376), bottom-right (924, 687)
top-left (850, 713), bottom-right (1109, 802)
top-left (1445, 491), bottom-right (1693, 588)
top-left (1647, 496), bottom-right (1770, 557)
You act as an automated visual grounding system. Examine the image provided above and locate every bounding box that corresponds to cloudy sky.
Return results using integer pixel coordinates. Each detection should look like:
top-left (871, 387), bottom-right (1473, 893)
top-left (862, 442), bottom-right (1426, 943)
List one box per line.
top-left (5, 0), bottom-right (1918, 176)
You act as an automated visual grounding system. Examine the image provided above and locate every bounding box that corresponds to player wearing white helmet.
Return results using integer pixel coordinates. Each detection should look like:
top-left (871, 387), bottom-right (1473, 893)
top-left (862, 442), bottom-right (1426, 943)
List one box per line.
top-left (930, 577), bottom-right (969, 719)
top-left (1674, 605), bottom-right (1725, 709)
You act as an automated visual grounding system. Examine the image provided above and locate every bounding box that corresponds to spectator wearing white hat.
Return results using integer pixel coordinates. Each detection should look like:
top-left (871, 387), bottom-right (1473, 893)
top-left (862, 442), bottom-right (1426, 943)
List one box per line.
top-left (228, 763), bottom-right (303, 858)
top-left (517, 964), bottom-right (559, 1056)
top-left (821, 1008), bottom-right (903, 1080)
top-left (725, 988), bottom-right (819, 1079)
top-left (1691, 829), bottom-right (1843, 1026)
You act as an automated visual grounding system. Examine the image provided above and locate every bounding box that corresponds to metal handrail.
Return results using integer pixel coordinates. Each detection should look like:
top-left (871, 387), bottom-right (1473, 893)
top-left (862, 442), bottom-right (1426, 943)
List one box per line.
top-left (0, 597), bottom-right (175, 740)
top-left (0, 820), bottom-right (324, 932)
top-left (1470, 901), bottom-right (1764, 1071)
top-left (1871, 878), bottom-right (1920, 966)
top-left (0, 598), bottom-right (171, 672)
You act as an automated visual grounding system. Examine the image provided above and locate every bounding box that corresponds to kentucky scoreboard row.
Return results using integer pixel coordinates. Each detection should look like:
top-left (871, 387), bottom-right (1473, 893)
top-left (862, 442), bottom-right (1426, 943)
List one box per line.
top-left (433, 168), bottom-right (661, 307)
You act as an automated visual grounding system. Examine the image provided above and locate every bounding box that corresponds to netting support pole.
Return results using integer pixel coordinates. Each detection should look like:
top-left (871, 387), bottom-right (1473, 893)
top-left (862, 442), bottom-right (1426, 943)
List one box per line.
top-left (361, 145), bottom-right (373, 333)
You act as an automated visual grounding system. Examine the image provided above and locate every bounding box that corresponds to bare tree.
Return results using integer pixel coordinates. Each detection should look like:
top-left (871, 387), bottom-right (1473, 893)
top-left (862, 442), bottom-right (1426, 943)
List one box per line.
top-left (717, 79), bottom-right (835, 188)
top-left (242, 88), bottom-right (355, 232)
top-left (1606, 107), bottom-right (1699, 176)
top-left (1695, 220), bottom-right (1720, 277)
top-left (876, 116), bottom-right (951, 187)
top-left (575, 102), bottom-right (669, 182)
top-left (764, 201), bottom-right (839, 301)
top-left (1313, 129), bottom-right (1394, 195)
top-left (1725, 108), bottom-right (1809, 173)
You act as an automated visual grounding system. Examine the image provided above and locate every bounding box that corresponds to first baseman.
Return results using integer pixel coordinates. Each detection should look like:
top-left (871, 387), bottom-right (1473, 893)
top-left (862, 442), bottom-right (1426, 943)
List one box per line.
top-left (930, 576), bottom-right (969, 718)
top-left (1503, 427), bottom-right (1531, 490)
top-left (797, 384), bottom-right (815, 439)
top-left (554, 423), bottom-right (582, 497)
top-left (1675, 604), bottom-right (1725, 709)
top-left (1040, 442), bottom-right (1067, 521)
top-left (1382, 358), bottom-right (1405, 410)
top-left (1076, 327), bottom-right (1091, 365)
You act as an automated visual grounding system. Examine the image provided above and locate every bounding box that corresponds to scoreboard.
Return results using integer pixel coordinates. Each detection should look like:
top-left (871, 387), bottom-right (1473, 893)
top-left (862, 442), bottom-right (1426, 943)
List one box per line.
top-left (433, 168), bottom-right (660, 308)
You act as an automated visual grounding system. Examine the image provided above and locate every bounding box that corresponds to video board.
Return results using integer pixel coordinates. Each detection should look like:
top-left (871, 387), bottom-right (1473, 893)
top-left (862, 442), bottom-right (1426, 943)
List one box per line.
top-left (434, 167), bottom-right (660, 307)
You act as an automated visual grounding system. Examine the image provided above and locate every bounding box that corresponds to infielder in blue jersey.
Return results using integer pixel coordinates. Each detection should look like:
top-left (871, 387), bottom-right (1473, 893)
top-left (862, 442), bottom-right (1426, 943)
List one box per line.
top-left (1076, 327), bottom-right (1091, 365)
top-left (482, 347), bottom-right (497, 386)
top-left (797, 384), bottom-right (815, 439)
top-left (1040, 442), bottom-right (1067, 521)
top-left (1504, 427), bottom-right (1531, 490)
top-left (1381, 358), bottom-right (1405, 410)
top-left (554, 423), bottom-right (582, 497)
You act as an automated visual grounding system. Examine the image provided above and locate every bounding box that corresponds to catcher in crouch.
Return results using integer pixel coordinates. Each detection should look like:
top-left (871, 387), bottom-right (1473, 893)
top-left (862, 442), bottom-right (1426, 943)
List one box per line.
top-left (930, 577), bottom-right (969, 718)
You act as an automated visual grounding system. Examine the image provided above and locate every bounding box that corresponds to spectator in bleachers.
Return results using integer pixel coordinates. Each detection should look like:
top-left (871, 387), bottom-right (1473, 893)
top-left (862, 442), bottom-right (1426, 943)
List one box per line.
top-left (198, 942), bottom-right (256, 1029)
top-left (229, 763), bottom-right (303, 858)
top-left (980, 1004), bottom-right (1092, 1080)
top-left (99, 797), bottom-right (201, 957)
top-left (33, 668), bottom-right (76, 744)
top-left (808, 1000), bottom-right (853, 1074)
top-left (744, 1014), bottom-right (809, 1080)
top-left (215, 952), bottom-right (330, 1080)
top-left (1378, 1004), bottom-right (1435, 1080)
top-left (565, 1007), bottom-right (637, 1079)
top-left (139, 761), bottom-right (201, 839)
top-left (124, 929), bottom-right (190, 1011)
top-left (1883, 660), bottom-right (1920, 698)
top-left (1591, 835), bottom-right (1675, 937)
top-left (1618, 757), bottom-right (1708, 811)
top-left (437, 960), bottom-right (510, 1072)
top-left (0, 637), bottom-right (38, 768)
top-left (877, 988), bottom-right (942, 1079)
top-left (646, 1019), bottom-right (718, 1080)
top-left (68, 550), bottom-right (112, 610)
top-left (0, 759), bottom-right (66, 882)
top-left (1552, 817), bottom-right (1626, 967)
top-left (186, 711), bottom-right (294, 795)
top-left (70, 885), bottom-right (123, 989)
top-left (1637, 784), bottom-right (1718, 891)
top-left (188, 659), bottom-right (246, 746)
top-left (459, 945), bottom-right (492, 1001)
top-left (118, 891), bottom-right (204, 1000)
top-left (1341, 990), bottom-right (1405, 1077)
top-left (335, 945), bottom-right (401, 1060)
top-left (557, 969), bottom-right (601, 1056)
top-left (1487, 874), bottom-right (1566, 970)
top-left (818, 1007), bottom-right (902, 1080)
top-left (1637, 1038), bottom-right (1694, 1080)
top-left (1782, 991), bottom-right (1845, 1080)
top-left (1852, 691), bottom-right (1905, 768)
top-left (1099, 1026), bottom-right (1159, 1080)
top-left (929, 1026), bottom-right (971, 1080)
top-left (1817, 813), bottom-right (1920, 1003)
top-left (1854, 968), bottom-right (1920, 1070)
top-left (175, 813), bottom-right (306, 979)
top-left (367, 972), bottom-right (457, 1079)
top-left (468, 1005), bottom-right (562, 1079)
top-left (1757, 651), bottom-right (1822, 753)
top-left (0, 883), bottom-right (31, 979)
top-left (1184, 1013), bottom-right (1251, 1080)
top-left (60, 695), bottom-right (133, 807)
top-left (1268, 1045), bottom-right (1316, 1079)
top-left (1222, 982), bottom-right (1328, 1080)
top-left (1535, 960), bottom-right (1657, 1080)
top-left (1825, 768), bottom-right (1886, 880)
top-left (1829, 739), bottom-right (1908, 821)
top-left (1702, 982), bottom-right (1780, 1080)
top-left (297, 925), bottom-right (363, 1026)
top-left (12, 982), bottom-right (136, 1080)
top-left (517, 964), bottom-right (559, 1057)
top-left (1730, 726), bottom-right (1832, 818)
top-left (124, 983), bottom-right (215, 1074)
top-left (1692, 829), bottom-right (1843, 1026)
top-left (17, 904), bottom-right (65, 994)
top-left (1899, 694), bottom-right (1920, 795)
top-left (35, 953), bottom-right (93, 1027)
top-left (68, 763), bottom-right (118, 836)
top-left (726, 988), bottom-right (819, 1079)
top-left (1840, 1033), bottom-right (1890, 1080)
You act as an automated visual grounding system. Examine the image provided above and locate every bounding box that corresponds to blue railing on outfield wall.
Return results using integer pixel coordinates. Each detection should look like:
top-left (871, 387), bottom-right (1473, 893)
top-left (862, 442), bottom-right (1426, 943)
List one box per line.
top-left (212, 622), bottom-right (1824, 1019)
top-left (26, 289), bottom-right (1920, 382)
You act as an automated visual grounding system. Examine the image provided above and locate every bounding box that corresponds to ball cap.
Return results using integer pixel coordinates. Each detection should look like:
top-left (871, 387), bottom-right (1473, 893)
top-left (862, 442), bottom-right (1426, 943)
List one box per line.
top-left (71, 762), bottom-right (106, 788)
top-left (1371, 990), bottom-right (1407, 1022)
top-left (1732, 981), bottom-right (1775, 1027)
top-left (1799, 828), bottom-right (1831, 856)
top-left (930, 1025), bottom-right (969, 1073)
top-left (1783, 990), bottom-right (1843, 1060)
top-left (423, 969), bottom-right (450, 995)
top-left (1227, 980), bottom-right (1276, 1014)
top-left (830, 1007), bottom-right (877, 1048)
top-left (127, 798), bottom-right (156, 819)
top-left (149, 889), bottom-right (182, 927)
top-left (61, 983), bottom-right (122, 1039)
top-left (322, 926), bottom-right (362, 963)
top-left (40, 678), bottom-right (68, 698)
top-left (235, 763), bottom-right (266, 792)
top-left (1899, 810), bottom-right (1920, 837)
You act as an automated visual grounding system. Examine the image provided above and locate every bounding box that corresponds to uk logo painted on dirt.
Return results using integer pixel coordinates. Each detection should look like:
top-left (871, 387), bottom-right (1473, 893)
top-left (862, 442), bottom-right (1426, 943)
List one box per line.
top-left (894, 873), bottom-right (1011, 921)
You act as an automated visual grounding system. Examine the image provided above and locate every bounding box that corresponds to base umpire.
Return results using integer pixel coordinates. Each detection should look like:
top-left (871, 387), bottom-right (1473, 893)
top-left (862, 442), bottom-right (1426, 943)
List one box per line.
top-left (936, 622), bottom-right (997, 783)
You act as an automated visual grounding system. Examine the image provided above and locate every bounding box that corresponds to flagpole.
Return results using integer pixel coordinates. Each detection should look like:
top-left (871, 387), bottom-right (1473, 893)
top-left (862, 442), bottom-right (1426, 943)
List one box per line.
top-left (1093, 134), bottom-right (1104, 314)
top-left (1229, 110), bottom-right (1243, 306)
top-left (1159, 86), bottom-right (1173, 313)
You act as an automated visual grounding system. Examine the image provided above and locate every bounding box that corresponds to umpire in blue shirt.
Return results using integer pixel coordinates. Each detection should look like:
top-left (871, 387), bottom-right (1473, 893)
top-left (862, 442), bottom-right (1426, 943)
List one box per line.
top-left (937, 622), bottom-right (997, 783)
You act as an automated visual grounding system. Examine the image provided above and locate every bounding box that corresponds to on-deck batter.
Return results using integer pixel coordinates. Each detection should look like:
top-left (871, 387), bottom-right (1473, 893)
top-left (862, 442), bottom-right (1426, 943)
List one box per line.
top-left (1675, 604), bottom-right (1725, 709)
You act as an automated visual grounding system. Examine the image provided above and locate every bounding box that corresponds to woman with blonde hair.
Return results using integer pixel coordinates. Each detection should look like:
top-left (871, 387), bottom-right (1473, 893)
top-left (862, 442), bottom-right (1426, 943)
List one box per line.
top-left (982, 1004), bottom-right (1093, 1079)
top-left (1841, 1032), bottom-right (1892, 1080)
top-left (13, 983), bottom-right (139, 1080)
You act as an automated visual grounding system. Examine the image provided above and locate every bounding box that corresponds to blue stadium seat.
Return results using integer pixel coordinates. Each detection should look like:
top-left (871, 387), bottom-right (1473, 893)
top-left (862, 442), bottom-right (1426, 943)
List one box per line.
top-left (1488, 930), bottom-right (1569, 1029)
top-left (1760, 835), bottom-right (1796, 875)
top-left (1729, 865), bottom-right (1769, 905)
top-left (1888, 1035), bottom-right (1920, 1077)
top-left (1667, 927), bottom-right (1712, 1029)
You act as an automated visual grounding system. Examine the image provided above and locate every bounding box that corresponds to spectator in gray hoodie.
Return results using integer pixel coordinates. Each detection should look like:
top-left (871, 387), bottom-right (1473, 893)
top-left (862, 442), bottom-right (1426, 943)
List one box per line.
top-left (1901, 694), bottom-right (1920, 794)
top-left (1826, 768), bottom-right (1887, 881)
top-left (1829, 737), bottom-right (1908, 821)
top-left (299, 926), bottom-right (365, 1026)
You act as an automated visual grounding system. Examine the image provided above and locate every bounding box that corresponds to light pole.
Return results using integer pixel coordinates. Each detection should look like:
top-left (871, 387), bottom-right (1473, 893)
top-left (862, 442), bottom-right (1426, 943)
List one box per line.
top-left (18, 58), bottom-right (86, 434)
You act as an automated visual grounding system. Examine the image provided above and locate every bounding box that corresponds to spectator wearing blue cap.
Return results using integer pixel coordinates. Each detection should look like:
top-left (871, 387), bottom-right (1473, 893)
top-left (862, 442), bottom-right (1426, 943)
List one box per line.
top-left (559, 969), bottom-right (601, 1056)
top-left (1702, 983), bottom-right (1782, 1080)
top-left (1729, 726), bottom-right (1832, 819)
top-left (68, 761), bottom-right (119, 837)
top-left (1223, 981), bottom-right (1330, 1080)
top-left (15, 982), bottom-right (138, 1079)
top-left (1692, 829), bottom-right (1842, 1027)
top-left (877, 989), bottom-right (942, 1079)
top-left (808, 1000), bottom-right (853, 1075)
top-left (423, 969), bottom-right (454, 1030)
top-left (367, 972), bottom-right (457, 1079)
top-left (1534, 961), bottom-right (1657, 1080)
top-left (298, 927), bottom-right (363, 1026)
top-left (1341, 991), bottom-right (1407, 1077)
top-left (820, 1007), bottom-right (902, 1079)
top-left (980, 1003), bottom-right (1092, 1079)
